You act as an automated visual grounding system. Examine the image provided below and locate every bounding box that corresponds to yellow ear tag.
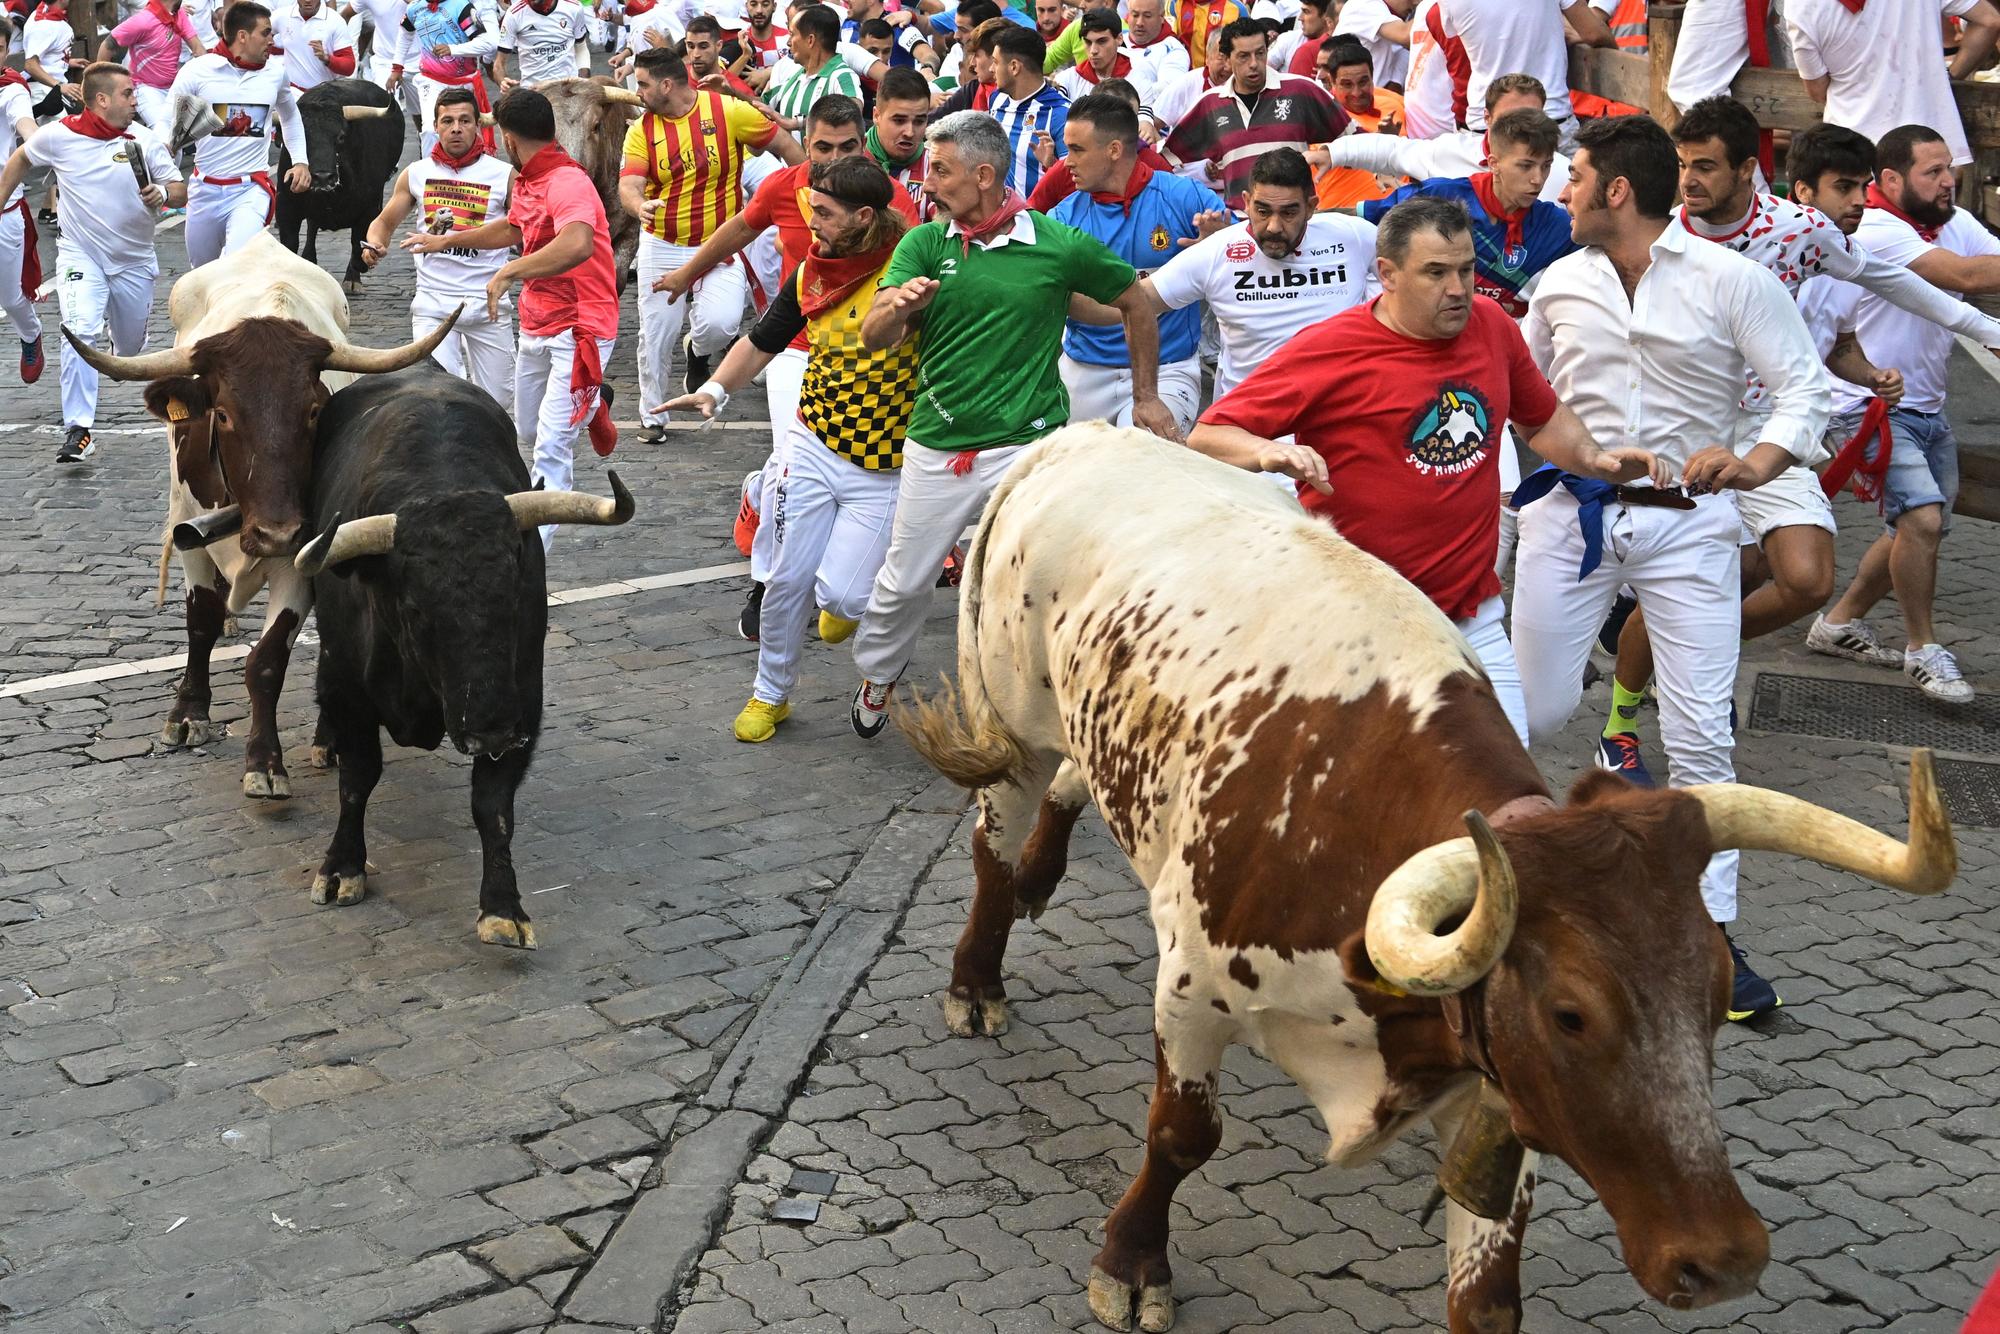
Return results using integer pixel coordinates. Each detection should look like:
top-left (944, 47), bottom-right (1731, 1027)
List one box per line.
top-left (165, 399), bottom-right (190, 422)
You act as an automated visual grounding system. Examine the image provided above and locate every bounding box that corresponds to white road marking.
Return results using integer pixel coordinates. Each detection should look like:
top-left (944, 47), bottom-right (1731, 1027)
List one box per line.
top-left (0, 559), bottom-right (752, 699)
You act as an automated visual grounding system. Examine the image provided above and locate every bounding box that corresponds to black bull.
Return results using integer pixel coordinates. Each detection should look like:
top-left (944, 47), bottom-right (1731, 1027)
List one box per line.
top-left (297, 366), bottom-right (633, 947)
top-left (277, 78), bottom-right (405, 292)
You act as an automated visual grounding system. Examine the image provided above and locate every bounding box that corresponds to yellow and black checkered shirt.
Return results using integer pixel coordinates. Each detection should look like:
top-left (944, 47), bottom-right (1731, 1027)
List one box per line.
top-left (748, 261), bottom-right (919, 470)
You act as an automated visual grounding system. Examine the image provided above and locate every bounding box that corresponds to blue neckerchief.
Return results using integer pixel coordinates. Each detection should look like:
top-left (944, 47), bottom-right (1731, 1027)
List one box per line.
top-left (1510, 463), bottom-right (1616, 581)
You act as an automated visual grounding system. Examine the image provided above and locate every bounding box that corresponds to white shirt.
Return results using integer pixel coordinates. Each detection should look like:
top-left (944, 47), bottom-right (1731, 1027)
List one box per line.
top-left (1678, 192), bottom-right (2000, 418)
top-left (1785, 0), bottom-right (1978, 166)
top-left (1440, 0), bottom-right (1574, 129)
top-left (1324, 130), bottom-right (1569, 204)
top-left (21, 15), bottom-right (73, 78)
top-left (1402, 0), bottom-right (1453, 140)
top-left (1149, 63), bottom-right (1212, 134)
top-left (1052, 54), bottom-right (1156, 104)
top-left (1332, 0), bottom-right (1408, 90)
top-left (401, 150), bottom-right (515, 298)
top-left (23, 119), bottom-right (182, 273)
top-left (272, 5), bottom-right (354, 89)
top-left (1797, 273), bottom-right (1860, 363)
top-left (170, 52), bottom-right (308, 177)
top-left (1150, 213), bottom-right (1377, 397)
top-left (0, 83), bottom-right (34, 207)
top-left (502, 0), bottom-right (588, 84)
top-left (1837, 206), bottom-right (2000, 414)
top-left (1525, 222), bottom-right (1830, 472)
top-left (1125, 31), bottom-right (1191, 90)
top-left (350, 0), bottom-right (407, 64)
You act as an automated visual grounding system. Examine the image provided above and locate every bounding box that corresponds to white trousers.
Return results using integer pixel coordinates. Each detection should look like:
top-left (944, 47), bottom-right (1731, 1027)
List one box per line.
top-left (637, 233), bottom-right (747, 426)
top-left (366, 49), bottom-right (423, 120)
top-left (1512, 489), bottom-right (1744, 921)
top-left (414, 289), bottom-right (516, 406)
top-left (186, 176), bottom-right (274, 268)
top-left (1457, 594), bottom-right (1526, 747)
top-left (1496, 425), bottom-right (1523, 578)
top-left (515, 327), bottom-right (618, 549)
top-left (56, 243), bottom-right (153, 428)
top-left (1058, 353), bottom-right (1205, 435)
top-left (754, 420), bottom-right (901, 704)
top-left (134, 82), bottom-right (172, 130)
top-left (751, 346), bottom-right (808, 583)
top-left (853, 439), bottom-right (1026, 685)
top-left (0, 206), bottom-right (44, 344)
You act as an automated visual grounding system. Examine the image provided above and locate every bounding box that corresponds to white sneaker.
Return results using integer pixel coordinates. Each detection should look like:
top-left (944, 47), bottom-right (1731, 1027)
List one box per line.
top-left (1904, 644), bottom-right (1975, 705)
top-left (850, 679), bottom-right (893, 739)
top-left (1806, 614), bottom-right (1903, 669)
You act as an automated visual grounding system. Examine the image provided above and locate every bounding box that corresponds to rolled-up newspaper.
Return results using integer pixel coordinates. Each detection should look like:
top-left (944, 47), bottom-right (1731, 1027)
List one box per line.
top-left (167, 91), bottom-right (223, 156)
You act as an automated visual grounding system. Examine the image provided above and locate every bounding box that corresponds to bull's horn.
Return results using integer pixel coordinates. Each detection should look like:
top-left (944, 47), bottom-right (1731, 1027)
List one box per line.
top-left (1365, 810), bottom-right (1518, 997)
top-left (342, 104), bottom-right (393, 120)
top-left (505, 469), bottom-right (635, 529)
top-left (60, 326), bottom-right (193, 380)
top-left (600, 85), bottom-right (643, 104)
top-left (322, 306), bottom-right (462, 374)
top-left (479, 112), bottom-right (497, 126)
top-left (294, 512), bottom-right (396, 576)
top-left (1689, 749), bottom-right (1956, 895)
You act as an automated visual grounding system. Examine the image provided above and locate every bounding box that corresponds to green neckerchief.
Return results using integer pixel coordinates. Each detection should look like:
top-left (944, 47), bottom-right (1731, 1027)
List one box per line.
top-left (867, 124), bottom-right (922, 172)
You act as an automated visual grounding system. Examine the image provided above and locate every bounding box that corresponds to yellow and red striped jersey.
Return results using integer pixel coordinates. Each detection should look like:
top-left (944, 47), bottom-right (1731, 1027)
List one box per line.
top-left (619, 91), bottom-right (778, 245)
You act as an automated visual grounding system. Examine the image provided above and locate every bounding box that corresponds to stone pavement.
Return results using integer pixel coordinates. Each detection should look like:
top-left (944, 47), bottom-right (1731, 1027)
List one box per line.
top-left (5, 140), bottom-right (2000, 1334)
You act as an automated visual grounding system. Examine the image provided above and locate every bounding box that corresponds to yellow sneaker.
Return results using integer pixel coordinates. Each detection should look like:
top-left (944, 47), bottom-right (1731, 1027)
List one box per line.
top-left (818, 610), bottom-right (859, 644)
top-left (732, 697), bottom-right (791, 743)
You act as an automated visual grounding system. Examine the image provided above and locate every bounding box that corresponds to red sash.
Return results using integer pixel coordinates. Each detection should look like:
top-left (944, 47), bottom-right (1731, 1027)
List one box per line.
top-left (1818, 398), bottom-right (1892, 507)
top-left (197, 169), bottom-right (276, 223)
top-left (9, 196), bottom-right (39, 301)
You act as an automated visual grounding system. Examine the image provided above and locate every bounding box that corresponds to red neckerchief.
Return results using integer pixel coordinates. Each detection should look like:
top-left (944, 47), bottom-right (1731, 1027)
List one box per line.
top-left (431, 140), bottom-right (484, 169)
top-left (1080, 52), bottom-right (1132, 83)
top-left (62, 108), bottom-right (130, 139)
top-left (143, 0), bottom-right (176, 24)
top-left (528, 0), bottom-right (557, 12)
top-left (1088, 155), bottom-right (1153, 214)
top-left (215, 42), bottom-right (268, 68)
top-left (1838, 0), bottom-right (1863, 12)
top-left (1128, 27), bottom-right (1171, 47)
top-left (30, 2), bottom-right (62, 18)
top-left (1469, 171), bottom-right (1527, 251)
top-left (1867, 182), bottom-right (1943, 243)
top-left (954, 189), bottom-right (1026, 255)
top-left (518, 140), bottom-right (580, 183)
top-left (0, 68), bottom-right (26, 89)
top-left (798, 235), bottom-right (900, 319)
top-left (624, 0), bottom-right (654, 12)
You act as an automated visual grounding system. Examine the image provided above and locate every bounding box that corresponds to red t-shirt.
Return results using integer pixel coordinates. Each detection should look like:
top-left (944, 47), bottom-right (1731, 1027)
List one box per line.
top-left (739, 160), bottom-right (920, 350)
top-left (1200, 296), bottom-right (1557, 621)
top-left (1287, 35), bottom-right (1323, 78)
top-left (508, 146), bottom-right (620, 340)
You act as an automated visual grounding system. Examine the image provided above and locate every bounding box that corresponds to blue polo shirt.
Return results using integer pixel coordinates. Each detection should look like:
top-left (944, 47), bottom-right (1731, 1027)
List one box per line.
top-left (1363, 175), bottom-right (1577, 319)
top-left (1052, 167), bottom-right (1222, 366)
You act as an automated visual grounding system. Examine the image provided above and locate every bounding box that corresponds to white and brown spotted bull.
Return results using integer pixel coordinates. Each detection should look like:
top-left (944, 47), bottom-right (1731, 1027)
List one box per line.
top-left (64, 233), bottom-right (456, 800)
top-left (899, 424), bottom-right (1957, 1334)
top-left (539, 78), bottom-right (643, 288)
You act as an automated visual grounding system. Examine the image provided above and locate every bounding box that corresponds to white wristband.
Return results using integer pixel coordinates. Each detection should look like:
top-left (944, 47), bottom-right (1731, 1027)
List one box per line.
top-left (697, 379), bottom-right (730, 415)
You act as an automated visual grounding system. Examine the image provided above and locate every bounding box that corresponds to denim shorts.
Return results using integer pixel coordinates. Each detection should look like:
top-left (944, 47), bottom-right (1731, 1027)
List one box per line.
top-left (1826, 405), bottom-right (1959, 535)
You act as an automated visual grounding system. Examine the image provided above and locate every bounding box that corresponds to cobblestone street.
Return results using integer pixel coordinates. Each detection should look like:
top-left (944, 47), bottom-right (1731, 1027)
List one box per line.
top-left (4, 141), bottom-right (2000, 1334)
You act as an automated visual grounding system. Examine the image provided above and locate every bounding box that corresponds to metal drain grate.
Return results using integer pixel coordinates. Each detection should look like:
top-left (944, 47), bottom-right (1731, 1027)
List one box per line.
top-left (1749, 673), bottom-right (2000, 752)
top-left (1934, 759), bottom-right (2000, 828)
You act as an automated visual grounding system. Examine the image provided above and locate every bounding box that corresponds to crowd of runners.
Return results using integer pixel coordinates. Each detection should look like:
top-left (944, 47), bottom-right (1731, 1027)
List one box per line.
top-left (6, 0), bottom-right (2000, 1023)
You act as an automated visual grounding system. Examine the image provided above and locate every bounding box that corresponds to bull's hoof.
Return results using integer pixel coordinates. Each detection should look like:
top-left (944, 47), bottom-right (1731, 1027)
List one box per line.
top-left (477, 915), bottom-right (539, 950)
top-left (1014, 892), bottom-right (1052, 921)
top-left (160, 715), bottom-right (215, 748)
top-left (243, 769), bottom-right (292, 800)
top-left (308, 743), bottom-right (338, 769)
top-left (310, 870), bottom-right (366, 906)
top-left (941, 986), bottom-right (1009, 1037)
top-left (1088, 1267), bottom-right (1174, 1333)
top-left (342, 277), bottom-right (362, 295)
top-left (223, 615), bottom-right (242, 638)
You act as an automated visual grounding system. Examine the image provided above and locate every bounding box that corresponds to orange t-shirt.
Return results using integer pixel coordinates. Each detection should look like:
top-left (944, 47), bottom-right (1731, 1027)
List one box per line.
top-left (1315, 89), bottom-right (1405, 211)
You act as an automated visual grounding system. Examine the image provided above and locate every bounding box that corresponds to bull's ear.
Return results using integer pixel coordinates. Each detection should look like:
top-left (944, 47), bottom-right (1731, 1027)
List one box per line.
top-left (1336, 930), bottom-right (1393, 995)
top-left (1566, 768), bottom-right (1639, 808)
top-left (143, 375), bottom-right (209, 426)
top-left (148, 377), bottom-right (228, 508)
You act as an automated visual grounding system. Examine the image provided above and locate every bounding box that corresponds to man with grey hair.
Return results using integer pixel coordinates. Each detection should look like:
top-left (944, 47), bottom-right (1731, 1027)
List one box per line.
top-left (1189, 195), bottom-right (1664, 744)
top-left (845, 108), bottom-right (1168, 738)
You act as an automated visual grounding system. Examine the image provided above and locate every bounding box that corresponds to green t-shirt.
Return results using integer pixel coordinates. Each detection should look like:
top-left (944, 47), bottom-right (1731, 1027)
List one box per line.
top-left (881, 212), bottom-right (1136, 451)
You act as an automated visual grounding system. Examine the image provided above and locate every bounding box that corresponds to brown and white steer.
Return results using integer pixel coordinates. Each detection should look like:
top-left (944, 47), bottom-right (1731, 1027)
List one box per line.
top-left (539, 78), bottom-right (643, 289)
top-left (899, 424), bottom-right (1956, 1334)
top-left (65, 232), bottom-right (456, 799)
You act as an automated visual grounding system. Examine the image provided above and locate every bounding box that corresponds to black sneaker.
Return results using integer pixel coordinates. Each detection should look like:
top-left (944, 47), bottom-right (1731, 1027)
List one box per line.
top-left (637, 423), bottom-right (666, 444)
top-left (736, 580), bottom-right (764, 642)
top-left (1723, 930), bottom-right (1782, 1022)
top-left (36, 206), bottom-right (56, 229)
top-left (683, 333), bottom-right (710, 396)
top-left (851, 678), bottom-right (892, 739)
top-left (55, 425), bottom-right (93, 463)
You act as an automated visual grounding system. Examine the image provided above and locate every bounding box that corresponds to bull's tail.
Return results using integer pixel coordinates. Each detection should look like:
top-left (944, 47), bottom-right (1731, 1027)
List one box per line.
top-left (893, 443), bottom-right (1055, 791)
top-left (155, 527), bottom-right (173, 609)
